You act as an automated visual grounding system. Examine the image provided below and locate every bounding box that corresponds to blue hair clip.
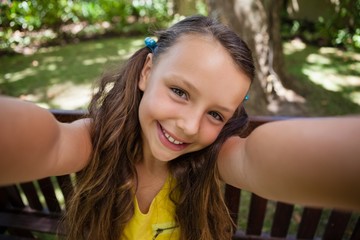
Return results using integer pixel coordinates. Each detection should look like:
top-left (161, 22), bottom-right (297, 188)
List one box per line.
top-left (144, 37), bottom-right (158, 53)
top-left (244, 94), bottom-right (250, 102)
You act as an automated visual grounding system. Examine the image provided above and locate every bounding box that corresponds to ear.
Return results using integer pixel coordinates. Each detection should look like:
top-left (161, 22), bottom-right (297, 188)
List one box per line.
top-left (138, 54), bottom-right (153, 91)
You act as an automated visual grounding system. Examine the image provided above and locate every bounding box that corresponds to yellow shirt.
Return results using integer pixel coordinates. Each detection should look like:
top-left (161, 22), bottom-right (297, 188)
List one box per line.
top-left (122, 177), bottom-right (180, 240)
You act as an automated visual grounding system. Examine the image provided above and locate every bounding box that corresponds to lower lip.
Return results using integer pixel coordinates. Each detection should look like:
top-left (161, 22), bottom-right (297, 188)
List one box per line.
top-left (157, 122), bottom-right (188, 151)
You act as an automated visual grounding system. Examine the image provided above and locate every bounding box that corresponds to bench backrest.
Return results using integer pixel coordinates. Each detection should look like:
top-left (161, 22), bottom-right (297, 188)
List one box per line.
top-left (0, 110), bottom-right (359, 239)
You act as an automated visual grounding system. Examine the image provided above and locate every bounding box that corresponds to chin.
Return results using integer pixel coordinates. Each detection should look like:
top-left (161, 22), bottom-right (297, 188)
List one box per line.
top-left (155, 152), bottom-right (180, 162)
top-left (149, 147), bottom-right (182, 162)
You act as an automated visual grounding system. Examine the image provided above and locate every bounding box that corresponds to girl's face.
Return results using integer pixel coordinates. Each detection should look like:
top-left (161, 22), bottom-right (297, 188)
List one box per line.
top-left (138, 35), bottom-right (251, 163)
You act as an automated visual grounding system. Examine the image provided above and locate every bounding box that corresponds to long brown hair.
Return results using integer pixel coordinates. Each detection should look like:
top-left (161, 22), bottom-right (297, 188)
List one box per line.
top-left (65, 15), bottom-right (254, 240)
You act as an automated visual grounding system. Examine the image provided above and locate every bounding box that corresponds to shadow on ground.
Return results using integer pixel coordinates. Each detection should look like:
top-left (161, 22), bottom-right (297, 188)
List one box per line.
top-left (283, 39), bottom-right (360, 116)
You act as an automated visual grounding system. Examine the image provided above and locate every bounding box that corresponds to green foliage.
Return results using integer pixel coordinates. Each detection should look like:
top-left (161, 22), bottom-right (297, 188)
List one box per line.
top-left (1, 0), bottom-right (73, 31)
top-left (0, 0), bottom-right (172, 30)
top-left (132, 0), bottom-right (170, 22)
top-left (281, 0), bottom-right (360, 51)
top-left (320, 0), bottom-right (360, 51)
top-left (0, 0), bottom-right (173, 53)
top-left (195, 0), bottom-right (207, 16)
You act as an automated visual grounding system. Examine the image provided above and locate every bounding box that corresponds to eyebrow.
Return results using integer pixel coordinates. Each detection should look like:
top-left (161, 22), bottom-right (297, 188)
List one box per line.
top-left (170, 74), bottom-right (200, 95)
top-left (169, 74), bottom-right (233, 114)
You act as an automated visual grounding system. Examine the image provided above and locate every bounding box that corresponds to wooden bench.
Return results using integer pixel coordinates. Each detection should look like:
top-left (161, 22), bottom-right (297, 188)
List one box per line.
top-left (0, 110), bottom-right (359, 240)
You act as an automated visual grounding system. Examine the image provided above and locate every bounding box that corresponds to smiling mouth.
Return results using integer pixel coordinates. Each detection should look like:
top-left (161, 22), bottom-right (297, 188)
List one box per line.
top-left (162, 129), bottom-right (184, 145)
top-left (157, 122), bottom-right (189, 152)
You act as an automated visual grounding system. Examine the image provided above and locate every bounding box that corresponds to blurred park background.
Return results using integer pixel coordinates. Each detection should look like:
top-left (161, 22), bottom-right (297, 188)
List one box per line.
top-left (1, 0), bottom-right (360, 116)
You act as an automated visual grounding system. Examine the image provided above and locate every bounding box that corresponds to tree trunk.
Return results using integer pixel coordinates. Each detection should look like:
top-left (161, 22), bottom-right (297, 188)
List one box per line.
top-left (209, 0), bottom-right (305, 115)
top-left (173, 0), bottom-right (198, 16)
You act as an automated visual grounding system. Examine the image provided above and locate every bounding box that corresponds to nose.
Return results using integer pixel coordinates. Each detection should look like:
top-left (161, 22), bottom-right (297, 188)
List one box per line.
top-left (176, 111), bottom-right (202, 137)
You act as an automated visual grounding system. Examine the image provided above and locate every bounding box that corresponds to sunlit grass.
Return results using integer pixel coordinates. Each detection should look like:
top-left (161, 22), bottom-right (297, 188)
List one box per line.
top-left (0, 36), bottom-right (144, 109)
top-left (283, 39), bottom-right (360, 116)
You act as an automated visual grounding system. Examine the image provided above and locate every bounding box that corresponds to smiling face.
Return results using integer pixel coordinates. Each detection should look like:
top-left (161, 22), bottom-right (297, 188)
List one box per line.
top-left (138, 34), bottom-right (251, 163)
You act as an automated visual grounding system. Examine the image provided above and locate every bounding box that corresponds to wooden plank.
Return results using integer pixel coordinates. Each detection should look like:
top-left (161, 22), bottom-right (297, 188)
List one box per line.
top-left (5, 186), bottom-right (24, 209)
top-left (38, 178), bottom-right (61, 213)
top-left (0, 235), bottom-right (36, 240)
top-left (0, 212), bottom-right (63, 235)
top-left (350, 216), bottom-right (360, 240)
top-left (0, 187), bottom-right (11, 234)
top-left (270, 202), bottom-right (294, 237)
top-left (297, 207), bottom-right (322, 239)
top-left (56, 175), bottom-right (73, 207)
top-left (224, 185), bottom-right (241, 227)
top-left (232, 230), bottom-right (263, 240)
top-left (18, 183), bottom-right (42, 211)
top-left (0, 187), bottom-right (35, 239)
top-left (323, 210), bottom-right (351, 240)
top-left (0, 186), bottom-right (24, 209)
top-left (2, 229), bottom-right (34, 239)
top-left (246, 193), bottom-right (267, 235)
top-left (51, 109), bottom-right (85, 123)
top-left (0, 188), bottom-right (8, 208)
top-left (233, 230), bottom-right (293, 240)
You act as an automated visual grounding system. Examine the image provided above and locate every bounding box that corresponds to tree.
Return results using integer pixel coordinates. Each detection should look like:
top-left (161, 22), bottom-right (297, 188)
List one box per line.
top-left (208, 0), bottom-right (305, 115)
top-left (173, 0), bottom-right (199, 16)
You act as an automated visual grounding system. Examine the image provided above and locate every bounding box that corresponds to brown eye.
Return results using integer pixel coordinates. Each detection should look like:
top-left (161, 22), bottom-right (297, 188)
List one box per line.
top-left (208, 111), bottom-right (224, 122)
top-left (171, 87), bottom-right (188, 100)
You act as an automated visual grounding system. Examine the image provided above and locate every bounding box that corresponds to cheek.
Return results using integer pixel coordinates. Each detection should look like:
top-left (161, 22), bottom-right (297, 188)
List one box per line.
top-left (138, 90), bottom-right (157, 125)
top-left (139, 88), bottom-right (173, 120)
top-left (198, 124), bottom-right (223, 146)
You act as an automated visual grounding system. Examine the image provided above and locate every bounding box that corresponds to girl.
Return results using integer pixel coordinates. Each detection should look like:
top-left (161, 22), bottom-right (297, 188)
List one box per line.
top-left (0, 15), bottom-right (360, 240)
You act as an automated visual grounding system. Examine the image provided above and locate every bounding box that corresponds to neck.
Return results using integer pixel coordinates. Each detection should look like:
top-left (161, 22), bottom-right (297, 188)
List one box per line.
top-left (138, 155), bottom-right (168, 176)
top-left (136, 147), bottom-right (169, 179)
top-left (135, 155), bottom-right (169, 197)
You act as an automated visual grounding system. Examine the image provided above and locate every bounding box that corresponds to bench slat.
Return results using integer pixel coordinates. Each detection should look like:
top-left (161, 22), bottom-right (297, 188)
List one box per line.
top-left (52, 109), bottom-right (86, 123)
top-left (270, 202), bottom-right (294, 237)
top-left (0, 188), bottom-right (34, 239)
top-left (0, 235), bottom-right (36, 240)
top-left (350, 217), bottom-right (360, 240)
top-left (18, 183), bottom-right (43, 211)
top-left (2, 229), bottom-right (34, 239)
top-left (0, 212), bottom-right (63, 235)
top-left (38, 178), bottom-right (61, 213)
top-left (297, 207), bottom-right (322, 238)
top-left (246, 193), bottom-right (267, 235)
top-left (323, 210), bottom-right (351, 239)
top-left (56, 175), bottom-right (73, 207)
top-left (1, 187), bottom-right (24, 209)
top-left (224, 185), bottom-right (241, 226)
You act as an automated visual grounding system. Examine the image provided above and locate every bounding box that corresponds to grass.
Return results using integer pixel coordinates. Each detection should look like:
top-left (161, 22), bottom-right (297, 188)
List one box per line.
top-left (283, 38), bottom-right (360, 116)
top-left (0, 36), bottom-right (144, 109)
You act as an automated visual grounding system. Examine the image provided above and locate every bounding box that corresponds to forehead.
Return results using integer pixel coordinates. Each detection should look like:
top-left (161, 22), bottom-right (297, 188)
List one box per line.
top-left (152, 34), bottom-right (251, 109)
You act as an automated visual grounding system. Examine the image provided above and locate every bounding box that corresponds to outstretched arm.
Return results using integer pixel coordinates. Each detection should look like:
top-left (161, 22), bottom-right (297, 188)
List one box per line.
top-left (218, 117), bottom-right (360, 211)
top-left (0, 96), bottom-right (92, 185)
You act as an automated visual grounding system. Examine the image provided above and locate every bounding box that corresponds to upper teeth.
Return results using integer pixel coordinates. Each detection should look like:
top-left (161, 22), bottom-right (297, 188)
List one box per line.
top-left (163, 130), bottom-right (183, 145)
